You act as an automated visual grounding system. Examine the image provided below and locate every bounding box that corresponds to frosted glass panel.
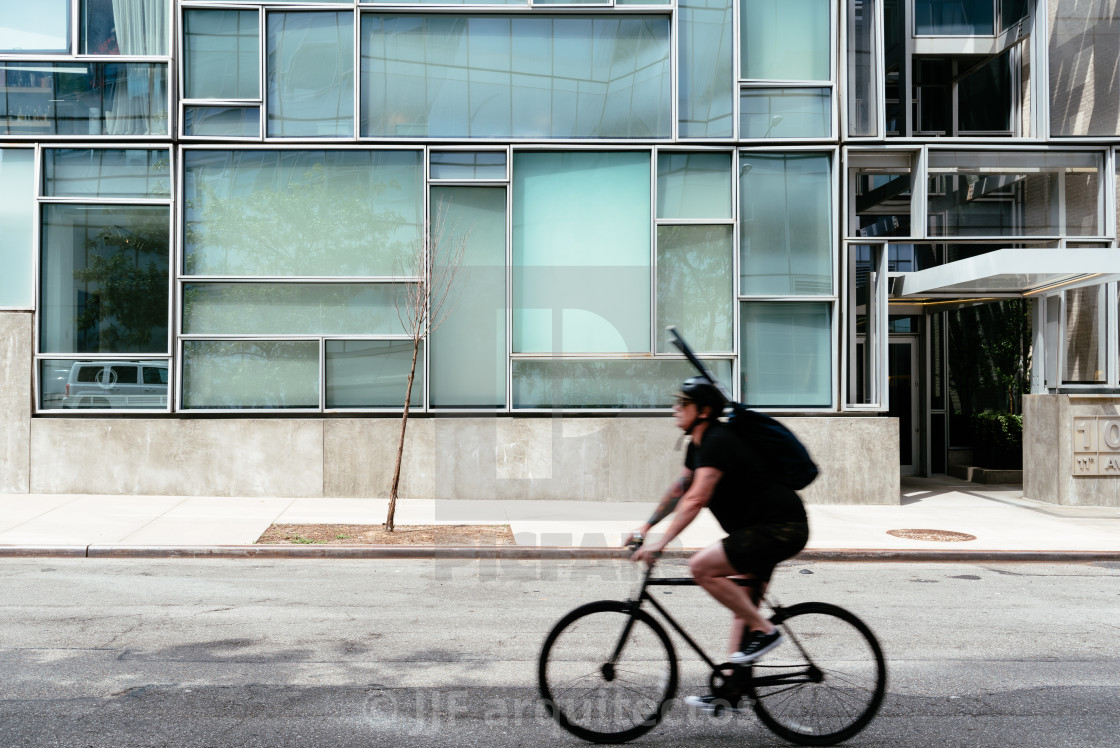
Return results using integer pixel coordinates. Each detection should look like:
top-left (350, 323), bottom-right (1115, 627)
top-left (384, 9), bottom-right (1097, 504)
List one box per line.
top-left (513, 359), bottom-right (733, 408)
top-left (741, 0), bottom-right (831, 81)
top-left (43, 149), bottom-right (170, 198)
top-left (430, 151), bottom-right (507, 180)
top-left (679, 0), bottom-right (734, 138)
top-left (740, 152), bottom-right (832, 295)
top-left (657, 151), bottom-right (732, 219)
top-left (326, 340), bottom-right (423, 408)
top-left (740, 88), bottom-right (831, 138)
top-left (513, 151), bottom-right (651, 354)
top-left (430, 186), bottom-right (507, 408)
top-left (0, 0), bottom-right (69, 52)
top-left (361, 15), bottom-right (670, 138)
top-left (182, 283), bottom-right (408, 336)
top-left (740, 301), bottom-right (831, 407)
top-left (0, 149), bottom-right (34, 308)
top-left (183, 150), bottom-right (422, 276)
top-left (184, 9), bottom-right (260, 100)
top-left (40, 205), bottom-right (170, 354)
top-left (267, 12), bottom-right (354, 137)
top-left (657, 225), bottom-right (734, 353)
top-left (182, 340), bottom-right (318, 409)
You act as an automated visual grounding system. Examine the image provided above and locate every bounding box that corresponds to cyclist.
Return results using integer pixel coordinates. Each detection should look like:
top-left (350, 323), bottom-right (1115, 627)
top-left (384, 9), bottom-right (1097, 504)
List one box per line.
top-left (628, 377), bottom-right (809, 709)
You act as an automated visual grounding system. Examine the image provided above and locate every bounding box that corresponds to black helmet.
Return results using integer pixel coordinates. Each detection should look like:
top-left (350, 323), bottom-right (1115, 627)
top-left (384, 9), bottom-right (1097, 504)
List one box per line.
top-left (676, 376), bottom-right (727, 415)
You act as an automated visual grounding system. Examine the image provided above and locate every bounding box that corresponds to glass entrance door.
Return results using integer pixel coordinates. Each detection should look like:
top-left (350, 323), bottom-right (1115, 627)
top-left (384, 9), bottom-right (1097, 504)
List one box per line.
top-left (889, 338), bottom-right (920, 474)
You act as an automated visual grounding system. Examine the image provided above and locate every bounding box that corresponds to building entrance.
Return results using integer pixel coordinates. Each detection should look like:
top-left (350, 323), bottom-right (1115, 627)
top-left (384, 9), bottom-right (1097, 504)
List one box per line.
top-left (889, 337), bottom-right (921, 474)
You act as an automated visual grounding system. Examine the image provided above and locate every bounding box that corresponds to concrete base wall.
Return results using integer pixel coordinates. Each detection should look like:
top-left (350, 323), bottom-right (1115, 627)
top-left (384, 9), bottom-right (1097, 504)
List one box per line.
top-left (0, 313), bottom-right (31, 493)
top-left (24, 414), bottom-right (899, 504)
top-left (1024, 394), bottom-right (1120, 507)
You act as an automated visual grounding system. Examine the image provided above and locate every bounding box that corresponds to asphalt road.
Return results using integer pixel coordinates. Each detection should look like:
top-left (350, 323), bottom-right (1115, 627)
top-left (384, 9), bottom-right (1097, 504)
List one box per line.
top-left (2, 557), bottom-right (1119, 747)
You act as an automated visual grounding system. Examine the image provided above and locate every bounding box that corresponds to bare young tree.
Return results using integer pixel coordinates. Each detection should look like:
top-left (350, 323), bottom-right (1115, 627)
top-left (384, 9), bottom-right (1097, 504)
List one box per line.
top-left (386, 201), bottom-right (470, 531)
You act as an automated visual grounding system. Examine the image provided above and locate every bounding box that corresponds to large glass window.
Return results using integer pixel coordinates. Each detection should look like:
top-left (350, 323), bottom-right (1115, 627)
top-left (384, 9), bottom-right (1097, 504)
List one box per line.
top-left (1049, 1), bottom-right (1120, 137)
top-left (40, 204), bottom-right (170, 354)
top-left (183, 150), bottom-right (422, 276)
top-left (182, 340), bottom-right (318, 409)
top-left (927, 151), bottom-right (1103, 237)
top-left (429, 186), bottom-right (507, 408)
top-left (740, 152), bottom-right (833, 295)
top-left (679, 0), bottom-right (734, 138)
top-left (43, 149), bottom-right (170, 199)
top-left (0, 62), bottom-right (168, 136)
top-left (360, 15), bottom-right (671, 139)
top-left (740, 301), bottom-right (832, 407)
top-left (513, 359), bottom-right (733, 408)
top-left (184, 9), bottom-right (260, 100)
top-left (1063, 285), bottom-right (1107, 384)
top-left (326, 340), bottom-right (423, 409)
top-left (81, 0), bottom-right (167, 55)
top-left (0, 0), bottom-right (69, 53)
top-left (657, 225), bottom-right (734, 352)
top-left (740, 88), bottom-right (831, 139)
top-left (39, 358), bottom-right (170, 411)
top-left (267, 12), bottom-right (354, 138)
top-left (657, 151), bottom-right (732, 219)
top-left (513, 151), bottom-right (651, 354)
top-left (0, 148), bottom-right (34, 308)
top-left (741, 0), bottom-right (831, 81)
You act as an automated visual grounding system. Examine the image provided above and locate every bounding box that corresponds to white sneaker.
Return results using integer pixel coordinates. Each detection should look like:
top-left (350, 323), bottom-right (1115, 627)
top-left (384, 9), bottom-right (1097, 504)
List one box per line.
top-left (683, 694), bottom-right (746, 715)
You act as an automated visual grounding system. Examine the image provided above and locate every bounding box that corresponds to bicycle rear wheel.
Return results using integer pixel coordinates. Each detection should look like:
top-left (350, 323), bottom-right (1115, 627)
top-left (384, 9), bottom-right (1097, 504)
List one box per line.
top-left (746, 602), bottom-right (886, 746)
top-left (539, 600), bottom-right (678, 744)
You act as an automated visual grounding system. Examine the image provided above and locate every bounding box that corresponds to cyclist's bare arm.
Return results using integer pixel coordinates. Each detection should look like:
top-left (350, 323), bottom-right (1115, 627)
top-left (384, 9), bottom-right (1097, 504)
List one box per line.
top-left (626, 468), bottom-right (693, 545)
top-left (632, 467), bottom-right (721, 563)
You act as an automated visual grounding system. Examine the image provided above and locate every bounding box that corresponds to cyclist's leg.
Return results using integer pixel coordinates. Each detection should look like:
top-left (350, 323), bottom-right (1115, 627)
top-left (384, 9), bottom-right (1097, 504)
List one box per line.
top-left (688, 542), bottom-right (773, 644)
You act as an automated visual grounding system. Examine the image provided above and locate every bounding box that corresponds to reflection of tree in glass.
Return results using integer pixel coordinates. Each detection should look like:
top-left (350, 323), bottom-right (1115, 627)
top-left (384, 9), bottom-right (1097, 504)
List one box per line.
top-left (73, 208), bottom-right (169, 353)
top-left (184, 162), bottom-right (417, 276)
top-left (183, 340), bottom-right (318, 409)
top-left (656, 224), bottom-right (734, 353)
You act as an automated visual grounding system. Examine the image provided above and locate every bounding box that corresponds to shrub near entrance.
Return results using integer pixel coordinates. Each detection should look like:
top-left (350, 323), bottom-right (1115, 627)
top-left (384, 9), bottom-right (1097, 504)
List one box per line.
top-left (971, 410), bottom-right (1023, 469)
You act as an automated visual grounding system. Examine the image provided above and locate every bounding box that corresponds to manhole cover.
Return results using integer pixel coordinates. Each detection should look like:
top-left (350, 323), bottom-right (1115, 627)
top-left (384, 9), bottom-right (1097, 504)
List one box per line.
top-left (886, 529), bottom-right (977, 542)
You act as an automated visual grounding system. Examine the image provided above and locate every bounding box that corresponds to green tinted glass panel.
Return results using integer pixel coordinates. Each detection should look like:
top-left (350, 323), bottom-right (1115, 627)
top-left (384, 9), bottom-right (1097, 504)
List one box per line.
top-left (513, 151), bottom-right (651, 354)
top-left (740, 88), bottom-right (831, 138)
top-left (740, 152), bottom-right (832, 295)
top-left (679, 0), bottom-right (734, 138)
top-left (741, 0), bottom-right (831, 81)
top-left (657, 152), bottom-right (732, 219)
top-left (267, 12), bottom-right (354, 137)
top-left (183, 283), bottom-right (408, 336)
top-left (430, 151), bottom-right (507, 180)
top-left (740, 301), bottom-right (831, 407)
top-left (430, 186), bottom-right (507, 408)
top-left (184, 150), bottom-right (422, 276)
top-left (184, 9), bottom-right (260, 100)
top-left (513, 359), bottom-right (733, 408)
top-left (657, 225), bottom-right (733, 353)
top-left (182, 340), bottom-right (318, 409)
top-left (40, 204), bottom-right (170, 354)
top-left (183, 106), bottom-right (260, 137)
top-left (1, 0), bottom-right (69, 52)
top-left (43, 149), bottom-right (170, 198)
top-left (361, 15), bottom-right (670, 139)
top-left (0, 149), bottom-right (34, 308)
top-left (326, 340), bottom-right (422, 409)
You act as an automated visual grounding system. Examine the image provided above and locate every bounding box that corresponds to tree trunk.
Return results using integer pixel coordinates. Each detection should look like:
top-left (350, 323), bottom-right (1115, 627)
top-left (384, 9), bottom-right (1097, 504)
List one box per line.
top-left (386, 337), bottom-right (421, 532)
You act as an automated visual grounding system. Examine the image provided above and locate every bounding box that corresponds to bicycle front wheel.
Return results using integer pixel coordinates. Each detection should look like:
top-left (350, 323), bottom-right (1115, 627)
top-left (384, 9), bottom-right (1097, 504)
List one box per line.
top-left (747, 602), bottom-right (886, 746)
top-left (539, 600), bottom-right (678, 744)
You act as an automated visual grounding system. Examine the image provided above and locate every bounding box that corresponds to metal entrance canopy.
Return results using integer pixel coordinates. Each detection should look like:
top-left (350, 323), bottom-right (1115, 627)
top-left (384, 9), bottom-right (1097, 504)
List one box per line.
top-left (891, 248), bottom-right (1120, 299)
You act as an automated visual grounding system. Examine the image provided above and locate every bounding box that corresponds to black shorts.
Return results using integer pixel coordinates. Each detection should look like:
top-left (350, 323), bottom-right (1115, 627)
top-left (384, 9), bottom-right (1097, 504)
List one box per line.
top-left (721, 521), bottom-right (809, 583)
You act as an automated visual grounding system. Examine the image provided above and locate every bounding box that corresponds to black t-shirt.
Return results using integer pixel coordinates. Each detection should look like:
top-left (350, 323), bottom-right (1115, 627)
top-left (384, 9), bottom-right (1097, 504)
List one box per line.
top-left (685, 421), bottom-right (808, 533)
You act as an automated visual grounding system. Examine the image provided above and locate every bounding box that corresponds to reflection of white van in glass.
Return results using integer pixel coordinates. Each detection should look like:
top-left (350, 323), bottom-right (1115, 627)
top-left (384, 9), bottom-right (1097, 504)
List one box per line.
top-left (62, 362), bottom-right (169, 409)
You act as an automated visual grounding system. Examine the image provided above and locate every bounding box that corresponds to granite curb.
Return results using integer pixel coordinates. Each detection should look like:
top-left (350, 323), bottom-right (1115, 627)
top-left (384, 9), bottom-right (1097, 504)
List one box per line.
top-left (1, 545), bottom-right (1119, 562)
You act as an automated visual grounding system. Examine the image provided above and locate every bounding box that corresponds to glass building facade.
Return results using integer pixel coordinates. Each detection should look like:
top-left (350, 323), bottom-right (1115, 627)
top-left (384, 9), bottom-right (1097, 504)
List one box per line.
top-left (2, 0), bottom-right (1120, 482)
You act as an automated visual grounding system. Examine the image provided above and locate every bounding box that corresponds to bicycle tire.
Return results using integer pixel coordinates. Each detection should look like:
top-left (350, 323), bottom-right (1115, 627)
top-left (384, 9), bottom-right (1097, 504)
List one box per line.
top-left (746, 601), bottom-right (886, 746)
top-left (539, 600), bottom-right (678, 744)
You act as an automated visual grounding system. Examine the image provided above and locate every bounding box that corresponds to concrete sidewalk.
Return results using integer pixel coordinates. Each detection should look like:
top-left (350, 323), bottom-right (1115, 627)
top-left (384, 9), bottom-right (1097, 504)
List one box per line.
top-left (1, 476), bottom-right (1119, 559)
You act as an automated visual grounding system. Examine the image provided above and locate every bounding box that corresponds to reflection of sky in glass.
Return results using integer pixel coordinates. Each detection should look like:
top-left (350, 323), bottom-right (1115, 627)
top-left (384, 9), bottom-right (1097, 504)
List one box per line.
top-left (0, 0), bottom-right (69, 52)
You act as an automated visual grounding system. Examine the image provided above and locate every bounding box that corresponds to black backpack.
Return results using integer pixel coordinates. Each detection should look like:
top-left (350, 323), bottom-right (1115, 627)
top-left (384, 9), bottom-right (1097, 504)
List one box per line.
top-left (725, 403), bottom-right (819, 490)
top-left (668, 326), bottom-right (819, 491)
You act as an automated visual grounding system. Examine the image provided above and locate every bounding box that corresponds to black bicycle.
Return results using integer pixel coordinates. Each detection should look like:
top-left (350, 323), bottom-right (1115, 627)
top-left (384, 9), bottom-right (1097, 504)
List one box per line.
top-left (538, 557), bottom-right (886, 745)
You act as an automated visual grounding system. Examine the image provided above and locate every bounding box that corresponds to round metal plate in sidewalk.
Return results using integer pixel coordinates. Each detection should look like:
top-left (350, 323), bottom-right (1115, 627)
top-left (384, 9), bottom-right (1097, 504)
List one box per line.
top-left (886, 529), bottom-right (977, 542)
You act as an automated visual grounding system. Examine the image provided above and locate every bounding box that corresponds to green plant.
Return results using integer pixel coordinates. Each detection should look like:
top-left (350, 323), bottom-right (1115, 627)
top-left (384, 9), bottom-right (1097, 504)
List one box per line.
top-left (288, 534), bottom-right (321, 545)
top-left (970, 410), bottom-right (1023, 469)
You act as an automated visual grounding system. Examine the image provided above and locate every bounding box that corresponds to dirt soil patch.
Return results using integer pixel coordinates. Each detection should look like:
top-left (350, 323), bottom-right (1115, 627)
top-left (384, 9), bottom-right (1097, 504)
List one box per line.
top-left (256, 523), bottom-right (517, 545)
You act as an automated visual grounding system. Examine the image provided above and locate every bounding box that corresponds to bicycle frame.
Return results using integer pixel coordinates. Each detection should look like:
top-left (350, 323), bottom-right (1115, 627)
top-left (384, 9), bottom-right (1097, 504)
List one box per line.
top-left (616, 565), bottom-right (822, 692)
